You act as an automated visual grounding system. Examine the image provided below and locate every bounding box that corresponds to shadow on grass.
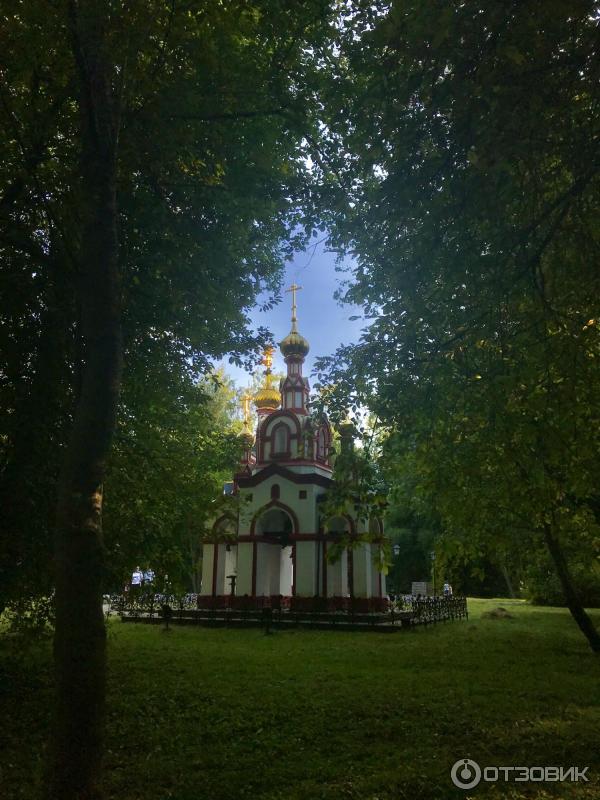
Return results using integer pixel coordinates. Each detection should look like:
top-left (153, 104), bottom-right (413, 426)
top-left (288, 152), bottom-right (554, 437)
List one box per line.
top-left (1, 599), bottom-right (599, 800)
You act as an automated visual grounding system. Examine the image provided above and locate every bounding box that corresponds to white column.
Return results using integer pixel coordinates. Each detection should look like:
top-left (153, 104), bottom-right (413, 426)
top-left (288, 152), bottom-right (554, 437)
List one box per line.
top-left (295, 541), bottom-right (318, 596)
top-left (213, 544), bottom-right (227, 595)
top-left (370, 546), bottom-right (383, 598)
top-left (224, 546), bottom-right (237, 594)
top-left (326, 549), bottom-right (348, 597)
top-left (255, 542), bottom-right (271, 596)
top-left (269, 546), bottom-right (281, 596)
top-left (280, 546), bottom-right (293, 595)
top-left (352, 543), bottom-right (373, 598)
top-left (200, 543), bottom-right (214, 595)
top-left (236, 542), bottom-right (253, 596)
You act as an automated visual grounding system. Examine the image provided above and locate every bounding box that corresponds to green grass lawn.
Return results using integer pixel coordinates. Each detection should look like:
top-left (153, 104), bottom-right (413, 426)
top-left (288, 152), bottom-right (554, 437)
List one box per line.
top-left (1, 599), bottom-right (599, 800)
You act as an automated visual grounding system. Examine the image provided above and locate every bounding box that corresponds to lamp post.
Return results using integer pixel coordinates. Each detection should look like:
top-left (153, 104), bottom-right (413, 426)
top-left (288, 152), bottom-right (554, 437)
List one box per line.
top-left (430, 551), bottom-right (436, 597)
top-left (227, 574), bottom-right (237, 597)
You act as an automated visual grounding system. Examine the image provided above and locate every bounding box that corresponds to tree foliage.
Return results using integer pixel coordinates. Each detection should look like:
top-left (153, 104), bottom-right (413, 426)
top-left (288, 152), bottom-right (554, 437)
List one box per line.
top-left (1, 2), bottom-right (338, 796)
top-left (104, 368), bottom-right (242, 593)
top-left (0, 0), bottom-right (334, 608)
top-left (315, 0), bottom-right (600, 647)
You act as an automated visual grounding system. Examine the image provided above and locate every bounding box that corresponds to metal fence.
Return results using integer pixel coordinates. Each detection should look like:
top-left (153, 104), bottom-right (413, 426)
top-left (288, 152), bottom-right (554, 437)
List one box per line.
top-left (397, 595), bottom-right (468, 624)
top-left (108, 592), bottom-right (467, 628)
top-left (106, 592), bottom-right (199, 620)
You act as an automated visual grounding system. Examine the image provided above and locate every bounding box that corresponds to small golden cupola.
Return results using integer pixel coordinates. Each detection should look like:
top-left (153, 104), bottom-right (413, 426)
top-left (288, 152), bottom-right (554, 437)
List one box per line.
top-left (278, 283), bottom-right (311, 413)
top-left (279, 282), bottom-right (310, 359)
top-left (253, 347), bottom-right (281, 416)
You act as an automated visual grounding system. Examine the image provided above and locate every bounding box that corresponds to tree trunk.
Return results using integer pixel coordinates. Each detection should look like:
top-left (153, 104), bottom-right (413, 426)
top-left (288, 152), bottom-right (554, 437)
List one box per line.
top-left (500, 562), bottom-right (516, 599)
top-left (543, 522), bottom-right (600, 654)
top-left (48, 4), bottom-right (121, 798)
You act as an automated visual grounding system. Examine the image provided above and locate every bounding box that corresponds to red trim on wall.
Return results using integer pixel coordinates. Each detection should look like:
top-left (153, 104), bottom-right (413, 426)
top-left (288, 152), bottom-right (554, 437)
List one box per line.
top-left (253, 459), bottom-right (332, 472)
top-left (196, 595), bottom-right (390, 613)
top-left (211, 544), bottom-right (219, 597)
top-left (237, 462), bottom-right (332, 488)
top-left (236, 532), bottom-right (366, 543)
top-left (270, 421), bottom-right (291, 458)
top-left (262, 410), bottom-right (302, 438)
top-left (242, 534), bottom-right (285, 545)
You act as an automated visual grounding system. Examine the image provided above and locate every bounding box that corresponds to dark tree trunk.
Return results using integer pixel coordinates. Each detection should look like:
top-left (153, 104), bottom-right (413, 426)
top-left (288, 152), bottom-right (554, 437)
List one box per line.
top-left (543, 522), bottom-right (600, 654)
top-left (500, 562), bottom-right (516, 599)
top-left (48, 4), bottom-right (121, 798)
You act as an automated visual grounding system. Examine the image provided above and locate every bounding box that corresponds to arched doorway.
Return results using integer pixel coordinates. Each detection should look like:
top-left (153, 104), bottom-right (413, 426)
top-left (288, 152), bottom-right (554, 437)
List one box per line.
top-left (324, 516), bottom-right (352, 598)
top-left (254, 506), bottom-right (294, 596)
top-left (256, 507), bottom-right (293, 538)
top-left (209, 515), bottom-right (238, 596)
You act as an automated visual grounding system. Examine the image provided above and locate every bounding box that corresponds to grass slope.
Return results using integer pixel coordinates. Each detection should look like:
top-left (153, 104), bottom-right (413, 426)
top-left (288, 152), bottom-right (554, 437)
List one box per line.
top-left (1, 599), bottom-right (599, 800)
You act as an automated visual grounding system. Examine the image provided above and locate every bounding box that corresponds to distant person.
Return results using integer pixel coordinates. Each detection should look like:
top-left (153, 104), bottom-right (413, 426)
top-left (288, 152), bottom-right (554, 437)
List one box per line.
top-left (131, 566), bottom-right (143, 586)
top-left (443, 582), bottom-right (453, 597)
top-left (143, 567), bottom-right (155, 586)
top-left (131, 566), bottom-right (143, 600)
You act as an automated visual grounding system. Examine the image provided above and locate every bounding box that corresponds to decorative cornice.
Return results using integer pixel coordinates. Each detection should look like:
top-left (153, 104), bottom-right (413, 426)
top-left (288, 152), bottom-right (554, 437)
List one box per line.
top-left (237, 461), bottom-right (333, 488)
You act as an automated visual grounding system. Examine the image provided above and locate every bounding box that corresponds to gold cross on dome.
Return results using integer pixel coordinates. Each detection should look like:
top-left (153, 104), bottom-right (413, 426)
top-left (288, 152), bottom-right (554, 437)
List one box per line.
top-left (261, 346), bottom-right (274, 371)
top-left (285, 282), bottom-right (302, 329)
top-left (241, 391), bottom-right (252, 424)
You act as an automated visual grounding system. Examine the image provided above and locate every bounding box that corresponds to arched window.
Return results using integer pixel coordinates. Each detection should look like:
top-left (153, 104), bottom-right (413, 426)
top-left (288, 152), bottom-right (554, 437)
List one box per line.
top-left (212, 515), bottom-right (237, 538)
top-left (256, 508), bottom-right (293, 536)
top-left (325, 516), bottom-right (350, 535)
top-left (369, 517), bottom-right (382, 536)
top-left (272, 423), bottom-right (289, 455)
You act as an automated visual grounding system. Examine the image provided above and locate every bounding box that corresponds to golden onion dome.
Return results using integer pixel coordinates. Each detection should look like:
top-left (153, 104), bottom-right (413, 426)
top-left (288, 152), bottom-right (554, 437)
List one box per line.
top-left (254, 373), bottom-right (281, 411)
top-left (279, 330), bottom-right (310, 358)
top-left (254, 386), bottom-right (281, 410)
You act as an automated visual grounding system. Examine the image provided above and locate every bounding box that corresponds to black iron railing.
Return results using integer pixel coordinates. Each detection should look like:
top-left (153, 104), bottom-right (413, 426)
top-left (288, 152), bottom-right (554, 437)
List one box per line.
top-left (109, 592), bottom-right (467, 628)
top-left (396, 595), bottom-right (468, 624)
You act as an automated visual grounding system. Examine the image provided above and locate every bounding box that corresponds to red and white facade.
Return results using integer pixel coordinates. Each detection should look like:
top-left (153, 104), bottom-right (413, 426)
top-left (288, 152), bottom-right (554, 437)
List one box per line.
top-left (200, 298), bottom-right (387, 612)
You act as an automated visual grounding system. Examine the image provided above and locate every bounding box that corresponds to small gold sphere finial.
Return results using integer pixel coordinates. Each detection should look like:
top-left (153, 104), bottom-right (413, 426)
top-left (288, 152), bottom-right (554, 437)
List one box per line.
top-left (280, 283), bottom-right (309, 358)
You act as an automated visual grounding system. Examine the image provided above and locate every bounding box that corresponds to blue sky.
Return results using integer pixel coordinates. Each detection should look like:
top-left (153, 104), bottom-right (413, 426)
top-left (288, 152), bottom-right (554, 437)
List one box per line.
top-left (220, 240), bottom-right (365, 388)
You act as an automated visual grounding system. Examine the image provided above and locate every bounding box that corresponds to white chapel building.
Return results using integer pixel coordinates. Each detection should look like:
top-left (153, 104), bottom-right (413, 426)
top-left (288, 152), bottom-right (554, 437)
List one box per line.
top-left (200, 286), bottom-right (387, 612)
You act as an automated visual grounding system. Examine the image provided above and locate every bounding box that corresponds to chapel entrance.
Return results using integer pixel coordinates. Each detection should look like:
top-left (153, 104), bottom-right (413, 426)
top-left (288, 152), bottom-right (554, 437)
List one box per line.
top-left (255, 508), bottom-right (294, 596)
